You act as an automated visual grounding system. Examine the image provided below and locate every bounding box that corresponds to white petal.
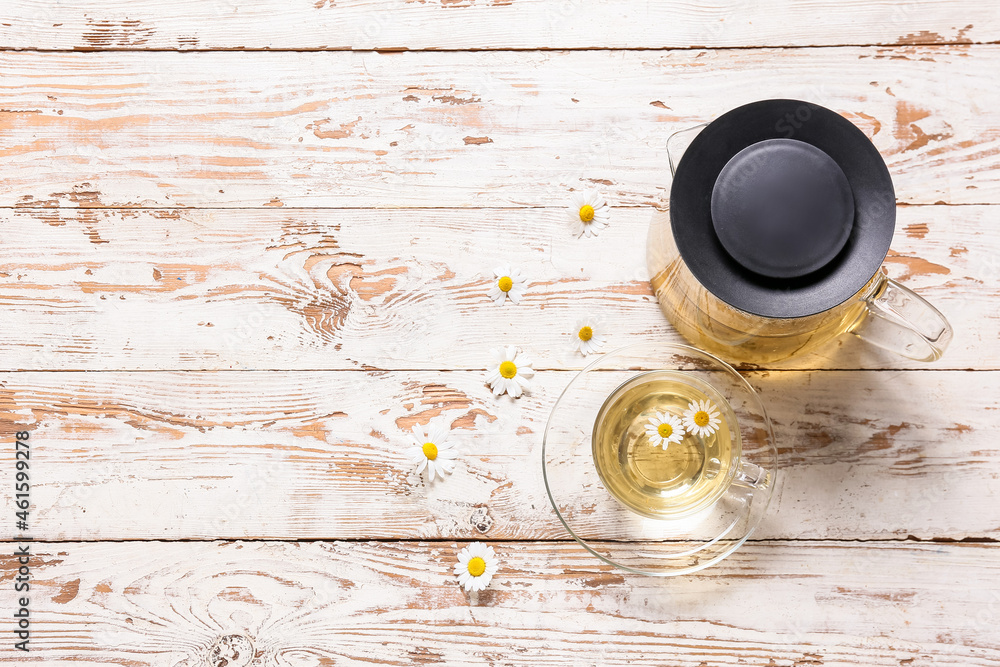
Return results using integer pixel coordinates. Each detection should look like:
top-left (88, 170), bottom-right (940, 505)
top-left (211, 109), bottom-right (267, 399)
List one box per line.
top-left (491, 381), bottom-right (505, 396)
top-left (507, 290), bottom-right (522, 305)
top-left (513, 375), bottom-right (531, 392)
top-left (504, 345), bottom-right (517, 361)
top-left (493, 265), bottom-right (508, 278)
top-left (411, 424), bottom-right (426, 442)
top-left (516, 365), bottom-right (534, 379)
top-left (507, 379), bottom-right (522, 398)
top-left (428, 423), bottom-right (448, 443)
top-left (415, 459), bottom-right (427, 475)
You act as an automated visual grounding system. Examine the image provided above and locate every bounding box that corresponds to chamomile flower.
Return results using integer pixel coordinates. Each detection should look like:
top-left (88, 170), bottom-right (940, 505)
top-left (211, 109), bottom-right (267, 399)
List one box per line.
top-left (644, 411), bottom-right (686, 449)
top-left (405, 421), bottom-right (458, 482)
top-left (683, 399), bottom-right (722, 438)
top-left (453, 541), bottom-right (499, 592)
top-left (487, 265), bottom-right (527, 305)
top-left (572, 316), bottom-right (608, 356)
top-left (486, 346), bottom-right (534, 398)
top-left (568, 190), bottom-right (610, 238)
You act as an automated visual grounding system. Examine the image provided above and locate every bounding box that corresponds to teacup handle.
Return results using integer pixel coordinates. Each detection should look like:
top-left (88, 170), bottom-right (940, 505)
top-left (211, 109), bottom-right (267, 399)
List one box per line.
top-left (732, 461), bottom-right (771, 490)
top-left (849, 269), bottom-right (953, 361)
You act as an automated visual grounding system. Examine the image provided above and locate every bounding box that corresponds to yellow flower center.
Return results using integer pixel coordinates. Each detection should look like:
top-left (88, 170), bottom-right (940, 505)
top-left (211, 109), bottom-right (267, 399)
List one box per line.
top-left (467, 556), bottom-right (486, 577)
top-left (422, 442), bottom-right (438, 460)
top-left (579, 204), bottom-right (595, 223)
top-left (657, 423), bottom-right (673, 438)
top-left (499, 361), bottom-right (517, 379)
top-left (578, 326), bottom-right (593, 341)
top-left (694, 411), bottom-right (710, 427)
top-left (497, 276), bottom-right (513, 292)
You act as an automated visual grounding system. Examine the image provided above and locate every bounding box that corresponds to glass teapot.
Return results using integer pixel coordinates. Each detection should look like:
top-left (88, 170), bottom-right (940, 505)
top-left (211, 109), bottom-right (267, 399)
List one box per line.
top-left (648, 99), bottom-right (952, 364)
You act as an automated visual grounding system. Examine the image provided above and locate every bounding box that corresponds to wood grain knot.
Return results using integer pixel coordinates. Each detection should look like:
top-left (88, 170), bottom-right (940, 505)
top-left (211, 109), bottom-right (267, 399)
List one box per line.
top-left (209, 634), bottom-right (255, 667)
top-left (470, 505), bottom-right (494, 534)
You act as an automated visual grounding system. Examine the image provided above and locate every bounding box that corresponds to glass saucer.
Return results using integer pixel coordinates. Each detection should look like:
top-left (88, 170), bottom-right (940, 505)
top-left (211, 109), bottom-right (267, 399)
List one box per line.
top-left (542, 343), bottom-right (778, 576)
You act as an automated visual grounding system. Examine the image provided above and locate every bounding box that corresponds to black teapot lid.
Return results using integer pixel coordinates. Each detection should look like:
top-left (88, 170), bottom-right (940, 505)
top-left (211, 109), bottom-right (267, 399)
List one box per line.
top-left (669, 99), bottom-right (895, 318)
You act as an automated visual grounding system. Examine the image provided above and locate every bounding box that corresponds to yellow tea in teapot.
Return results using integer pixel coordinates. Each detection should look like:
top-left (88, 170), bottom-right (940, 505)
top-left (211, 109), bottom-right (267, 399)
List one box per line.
top-left (592, 371), bottom-right (741, 519)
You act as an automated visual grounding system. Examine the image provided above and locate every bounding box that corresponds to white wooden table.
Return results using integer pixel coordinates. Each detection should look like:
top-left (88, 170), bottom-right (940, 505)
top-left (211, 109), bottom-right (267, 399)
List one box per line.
top-left (1, 2), bottom-right (998, 664)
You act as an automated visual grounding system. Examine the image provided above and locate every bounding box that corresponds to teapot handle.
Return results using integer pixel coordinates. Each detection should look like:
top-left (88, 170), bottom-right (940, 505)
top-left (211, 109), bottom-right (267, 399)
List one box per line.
top-left (849, 269), bottom-right (953, 361)
top-left (666, 123), bottom-right (709, 176)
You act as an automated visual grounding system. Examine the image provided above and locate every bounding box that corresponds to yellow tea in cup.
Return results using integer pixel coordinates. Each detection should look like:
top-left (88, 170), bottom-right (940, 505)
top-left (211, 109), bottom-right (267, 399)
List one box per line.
top-left (592, 370), bottom-right (741, 519)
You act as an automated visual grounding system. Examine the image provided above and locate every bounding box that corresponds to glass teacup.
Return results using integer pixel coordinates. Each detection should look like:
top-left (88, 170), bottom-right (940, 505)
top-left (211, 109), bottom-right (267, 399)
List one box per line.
top-left (543, 343), bottom-right (777, 576)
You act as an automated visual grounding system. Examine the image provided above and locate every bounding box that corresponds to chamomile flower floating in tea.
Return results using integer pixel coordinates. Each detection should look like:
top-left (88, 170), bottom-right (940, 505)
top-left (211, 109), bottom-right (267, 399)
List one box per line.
top-left (644, 411), bottom-right (686, 449)
top-left (486, 346), bottom-right (534, 398)
top-left (683, 398), bottom-right (722, 437)
top-left (488, 265), bottom-right (527, 305)
top-left (405, 421), bottom-right (458, 482)
top-left (572, 316), bottom-right (608, 356)
top-left (454, 541), bottom-right (499, 592)
top-left (568, 190), bottom-right (609, 238)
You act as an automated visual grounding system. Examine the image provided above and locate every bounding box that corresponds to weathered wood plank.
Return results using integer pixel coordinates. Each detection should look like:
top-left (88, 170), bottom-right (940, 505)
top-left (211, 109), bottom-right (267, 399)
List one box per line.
top-left (0, 205), bottom-right (991, 372)
top-left (2, 48), bottom-right (1000, 207)
top-left (0, 540), bottom-right (997, 665)
top-left (1, 369), bottom-right (995, 541)
top-left (1, 0), bottom-right (997, 51)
